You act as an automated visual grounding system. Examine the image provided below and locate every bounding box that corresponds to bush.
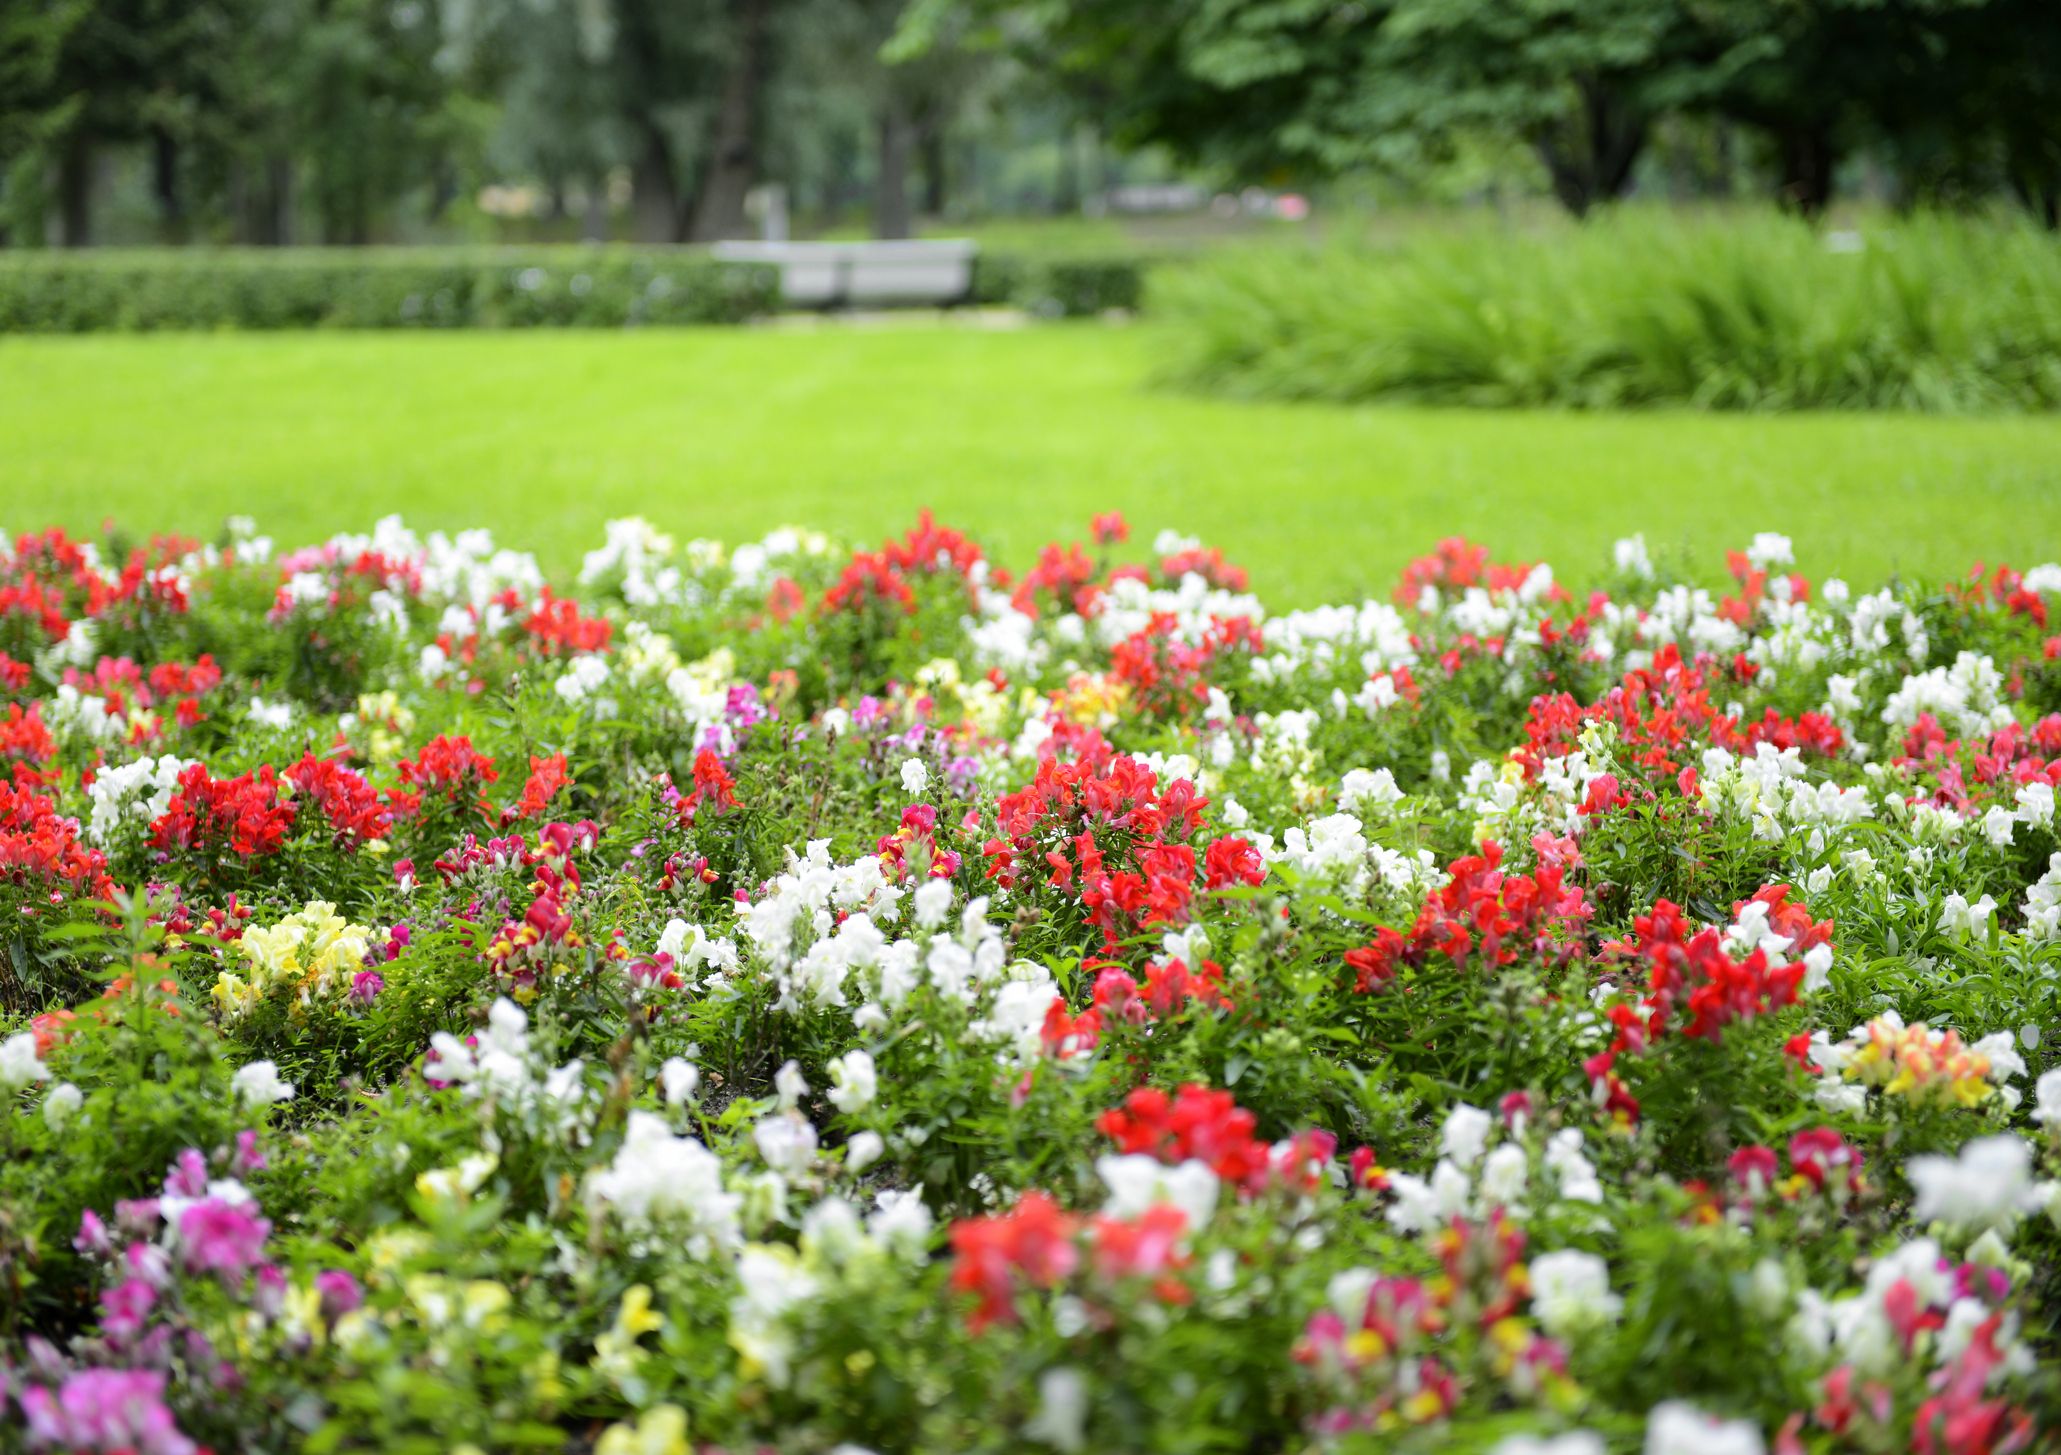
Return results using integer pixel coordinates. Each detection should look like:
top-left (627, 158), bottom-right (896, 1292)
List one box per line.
top-left (971, 252), bottom-right (1151, 315)
top-left (0, 246), bottom-right (780, 332)
top-left (1152, 209), bottom-right (2061, 412)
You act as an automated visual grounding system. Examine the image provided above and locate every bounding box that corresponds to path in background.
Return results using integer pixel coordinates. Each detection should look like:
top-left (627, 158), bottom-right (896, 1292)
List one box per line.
top-left (4, 324), bottom-right (2057, 602)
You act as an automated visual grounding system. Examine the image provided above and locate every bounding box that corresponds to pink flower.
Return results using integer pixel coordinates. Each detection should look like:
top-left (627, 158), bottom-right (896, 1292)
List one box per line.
top-left (178, 1198), bottom-right (270, 1281)
top-left (21, 1368), bottom-right (198, 1455)
top-left (98, 1278), bottom-right (157, 1343)
top-left (73, 1208), bottom-right (109, 1256)
top-left (316, 1268), bottom-right (363, 1318)
top-left (162, 1149), bottom-right (208, 1198)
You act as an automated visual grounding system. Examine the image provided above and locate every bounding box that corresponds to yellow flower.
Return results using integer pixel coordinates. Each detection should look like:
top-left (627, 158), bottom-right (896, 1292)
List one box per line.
top-left (595, 1406), bottom-right (690, 1455)
top-left (593, 1284), bottom-right (665, 1387)
top-left (615, 1284), bottom-right (663, 1339)
top-left (462, 1280), bottom-right (511, 1330)
top-left (416, 1151), bottom-right (497, 1203)
top-left (211, 972), bottom-right (256, 1017)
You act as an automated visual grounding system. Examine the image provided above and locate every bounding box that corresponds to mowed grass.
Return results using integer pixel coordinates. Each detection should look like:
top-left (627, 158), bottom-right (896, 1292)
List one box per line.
top-left (2, 323), bottom-right (2058, 603)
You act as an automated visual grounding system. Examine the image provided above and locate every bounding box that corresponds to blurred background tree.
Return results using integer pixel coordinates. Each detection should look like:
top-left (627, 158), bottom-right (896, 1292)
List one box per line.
top-left (2, 0), bottom-right (2057, 245)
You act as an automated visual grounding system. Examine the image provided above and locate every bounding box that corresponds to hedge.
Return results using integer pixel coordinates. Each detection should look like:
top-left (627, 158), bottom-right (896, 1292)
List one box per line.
top-left (0, 246), bottom-right (1155, 331)
top-left (969, 252), bottom-right (1151, 316)
top-left (0, 247), bottom-right (780, 332)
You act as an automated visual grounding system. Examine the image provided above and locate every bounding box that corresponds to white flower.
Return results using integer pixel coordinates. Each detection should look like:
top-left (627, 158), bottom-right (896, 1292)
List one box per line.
top-left (591, 1110), bottom-right (740, 1250)
top-left (1908, 1136), bottom-right (2038, 1231)
top-left (1644, 1401), bottom-right (1764, 1455)
top-left (1439, 1103), bottom-right (1493, 1170)
top-left (231, 1060), bottom-right (294, 1107)
top-left (899, 758), bottom-right (930, 796)
top-left (912, 877), bottom-right (953, 929)
top-left (1479, 1143), bottom-right (1529, 1208)
top-left (1023, 1366), bottom-right (1088, 1453)
top-left (2033, 1068), bottom-right (2061, 1136)
top-left (1614, 534), bottom-right (1654, 579)
top-left (1096, 1153), bottom-right (1219, 1231)
top-left (826, 1049), bottom-right (877, 1114)
top-left (1338, 767), bottom-right (1403, 815)
top-left (1528, 1250), bottom-right (1622, 1337)
top-left (754, 1114), bottom-right (819, 1176)
top-left (845, 1131), bottom-right (885, 1175)
top-left (774, 1059), bottom-right (808, 1109)
top-left (0, 1032), bottom-right (49, 1090)
top-left (43, 1081), bottom-right (83, 1130)
top-left (659, 1057), bottom-right (701, 1106)
top-left (868, 1188), bottom-right (933, 1257)
top-left (729, 1245), bottom-right (817, 1386)
top-left (1937, 892), bottom-right (1997, 939)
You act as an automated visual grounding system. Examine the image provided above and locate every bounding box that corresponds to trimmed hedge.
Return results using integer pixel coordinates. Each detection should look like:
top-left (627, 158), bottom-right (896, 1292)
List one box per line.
top-left (0, 245), bottom-right (1155, 331)
top-left (0, 247), bottom-right (781, 331)
top-left (971, 252), bottom-right (1150, 315)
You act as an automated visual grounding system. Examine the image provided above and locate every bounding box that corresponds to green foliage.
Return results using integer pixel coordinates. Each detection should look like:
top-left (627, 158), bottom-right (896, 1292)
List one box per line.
top-left (969, 251), bottom-right (1150, 315)
top-left (0, 247), bottom-right (780, 331)
top-left (1155, 209), bottom-right (2061, 412)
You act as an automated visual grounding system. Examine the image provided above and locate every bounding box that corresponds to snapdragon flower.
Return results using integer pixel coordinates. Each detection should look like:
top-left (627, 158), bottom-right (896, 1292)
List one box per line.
top-left (1643, 1402), bottom-right (1763, 1455)
top-left (1, 1031), bottom-right (50, 1090)
top-left (230, 1060), bottom-right (294, 1108)
top-left (591, 1110), bottom-right (740, 1253)
top-left (1907, 1136), bottom-right (2040, 1231)
top-left (1528, 1250), bottom-right (1622, 1337)
top-left (826, 1049), bottom-right (877, 1114)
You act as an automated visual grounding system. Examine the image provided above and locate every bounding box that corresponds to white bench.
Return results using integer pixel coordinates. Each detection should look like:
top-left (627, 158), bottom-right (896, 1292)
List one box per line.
top-left (710, 239), bottom-right (977, 308)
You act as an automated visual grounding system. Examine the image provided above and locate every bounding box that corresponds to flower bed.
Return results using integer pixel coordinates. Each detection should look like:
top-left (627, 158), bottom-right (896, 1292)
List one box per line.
top-left (2, 512), bottom-right (2059, 1453)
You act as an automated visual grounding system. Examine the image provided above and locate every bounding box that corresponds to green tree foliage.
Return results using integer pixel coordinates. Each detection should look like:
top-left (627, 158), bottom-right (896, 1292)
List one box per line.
top-left (897, 0), bottom-right (2061, 219)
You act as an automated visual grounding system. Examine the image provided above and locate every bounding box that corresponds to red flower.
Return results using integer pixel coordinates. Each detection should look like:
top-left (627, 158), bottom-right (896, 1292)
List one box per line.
top-left (1203, 835), bottom-right (1264, 890)
top-left (948, 1192), bottom-right (1079, 1331)
top-left (1096, 1084), bottom-right (1270, 1189)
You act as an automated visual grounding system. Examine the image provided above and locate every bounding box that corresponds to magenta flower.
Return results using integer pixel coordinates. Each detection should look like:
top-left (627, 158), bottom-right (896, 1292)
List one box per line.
top-left (21, 1368), bottom-right (198, 1455)
top-left (162, 1149), bottom-right (208, 1198)
top-left (177, 1198), bottom-right (270, 1281)
top-left (73, 1208), bottom-right (109, 1256)
top-left (124, 1240), bottom-right (172, 1288)
top-left (350, 969), bottom-right (385, 1004)
top-left (316, 1268), bottom-right (363, 1318)
top-left (98, 1277), bottom-right (157, 1343)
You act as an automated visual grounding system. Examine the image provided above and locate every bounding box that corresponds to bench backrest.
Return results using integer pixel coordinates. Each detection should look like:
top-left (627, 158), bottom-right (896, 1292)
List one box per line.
top-left (711, 240), bottom-right (977, 307)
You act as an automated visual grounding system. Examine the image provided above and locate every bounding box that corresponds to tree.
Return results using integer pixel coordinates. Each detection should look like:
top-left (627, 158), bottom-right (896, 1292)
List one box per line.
top-left (0, 0), bottom-right (237, 244)
top-left (897, 0), bottom-right (1768, 214)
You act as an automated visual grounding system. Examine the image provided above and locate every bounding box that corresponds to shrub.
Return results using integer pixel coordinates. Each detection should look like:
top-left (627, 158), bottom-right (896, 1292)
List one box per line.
top-left (971, 252), bottom-right (1151, 315)
top-left (0, 247), bottom-right (780, 332)
top-left (1152, 209), bottom-right (2061, 412)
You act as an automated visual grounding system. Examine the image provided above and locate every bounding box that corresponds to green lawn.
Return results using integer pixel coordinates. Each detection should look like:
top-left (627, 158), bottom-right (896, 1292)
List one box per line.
top-left (3, 323), bottom-right (2058, 603)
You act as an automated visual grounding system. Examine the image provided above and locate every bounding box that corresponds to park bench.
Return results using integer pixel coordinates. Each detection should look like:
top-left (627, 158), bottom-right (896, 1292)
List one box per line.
top-left (710, 239), bottom-right (978, 308)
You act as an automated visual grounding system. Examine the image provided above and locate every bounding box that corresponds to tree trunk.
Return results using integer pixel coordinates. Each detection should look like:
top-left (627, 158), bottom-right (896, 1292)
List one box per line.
top-left (919, 120), bottom-right (947, 219)
top-left (688, 0), bottom-right (772, 242)
top-left (1536, 77), bottom-right (1646, 218)
top-left (582, 172), bottom-right (610, 241)
top-left (1053, 122), bottom-right (1079, 215)
top-left (151, 127), bottom-right (186, 243)
top-left (874, 97), bottom-right (916, 240)
top-left (1777, 124), bottom-right (1836, 215)
top-left (428, 156), bottom-right (458, 222)
top-left (58, 133), bottom-right (93, 247)
top-left (267, 155), bottom-right (294, 245)
top-left (632, 122), bottom-right (682, 243)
